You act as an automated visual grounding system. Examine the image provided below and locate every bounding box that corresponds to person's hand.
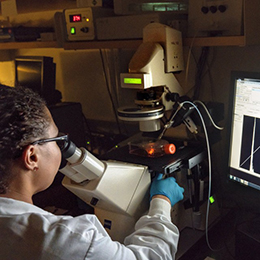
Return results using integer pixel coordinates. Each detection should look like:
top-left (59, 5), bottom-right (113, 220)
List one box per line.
top-left (150, 173), bottom-right (184, 207)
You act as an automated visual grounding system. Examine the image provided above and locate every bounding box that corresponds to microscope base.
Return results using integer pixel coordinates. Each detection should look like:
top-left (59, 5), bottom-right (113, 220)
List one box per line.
top-left (95, 208), bottom-right (139, 243)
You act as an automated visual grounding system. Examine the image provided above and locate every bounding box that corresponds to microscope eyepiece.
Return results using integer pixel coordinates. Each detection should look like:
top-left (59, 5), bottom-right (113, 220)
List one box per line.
top-left (61, 139), bottom-right (77, 159)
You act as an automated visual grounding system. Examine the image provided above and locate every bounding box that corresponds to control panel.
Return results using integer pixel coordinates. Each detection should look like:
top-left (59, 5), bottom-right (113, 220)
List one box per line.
top-left (64, 8), bottom-right (95, 41)
top-left (188, 0), bottom-right (243, 37)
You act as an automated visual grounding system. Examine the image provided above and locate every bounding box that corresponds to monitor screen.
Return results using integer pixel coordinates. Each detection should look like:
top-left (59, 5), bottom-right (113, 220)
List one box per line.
top-left (228, 71), bottom-right (260, 191)
top-left (15, 56), bottom-right (56, 105)
top-left (15, 60), bottom-right (42, 92)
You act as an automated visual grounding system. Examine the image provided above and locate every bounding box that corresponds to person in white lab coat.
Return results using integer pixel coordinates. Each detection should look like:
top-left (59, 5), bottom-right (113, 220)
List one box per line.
top-left (0, 85), bottom-right (184, 260)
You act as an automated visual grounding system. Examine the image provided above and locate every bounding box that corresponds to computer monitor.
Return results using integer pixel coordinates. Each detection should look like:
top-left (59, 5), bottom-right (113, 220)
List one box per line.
top-left (14, 56), bottom-right (56, 105)
top-left (228, 71), bottom-right (260, 191)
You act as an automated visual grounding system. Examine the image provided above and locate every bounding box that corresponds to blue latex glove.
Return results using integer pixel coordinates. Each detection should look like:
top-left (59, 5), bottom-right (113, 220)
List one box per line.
top-left (150, 173), bottom-right (184, 207)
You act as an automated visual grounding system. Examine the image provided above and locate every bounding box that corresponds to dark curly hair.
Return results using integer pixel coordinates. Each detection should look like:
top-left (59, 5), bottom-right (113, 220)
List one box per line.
top-left (0, 85), bottom-right (50, 193)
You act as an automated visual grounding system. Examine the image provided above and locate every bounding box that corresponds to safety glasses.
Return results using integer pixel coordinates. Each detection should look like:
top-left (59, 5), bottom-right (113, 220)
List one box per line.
top-left (30, 132), bottom-right (69, 150)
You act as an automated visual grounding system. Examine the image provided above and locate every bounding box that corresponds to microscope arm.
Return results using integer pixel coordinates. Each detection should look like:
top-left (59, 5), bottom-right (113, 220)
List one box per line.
top-left (120, 42), bottom-right (183, 111)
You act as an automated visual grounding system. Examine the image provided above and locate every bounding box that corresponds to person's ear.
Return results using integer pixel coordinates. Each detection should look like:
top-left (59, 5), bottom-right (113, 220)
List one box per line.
top-left (21, 145), bottom-right (39, 171)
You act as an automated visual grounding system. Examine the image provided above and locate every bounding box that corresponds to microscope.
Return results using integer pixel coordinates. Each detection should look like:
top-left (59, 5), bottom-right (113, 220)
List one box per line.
top-left (60, 23), bottom-right (187, 242)
top-left (60, 23), bottom-right (219, 243)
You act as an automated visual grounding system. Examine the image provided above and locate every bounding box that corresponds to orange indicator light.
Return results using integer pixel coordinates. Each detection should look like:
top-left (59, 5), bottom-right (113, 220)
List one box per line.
top-left (164, 143), bottom-right (176, 154)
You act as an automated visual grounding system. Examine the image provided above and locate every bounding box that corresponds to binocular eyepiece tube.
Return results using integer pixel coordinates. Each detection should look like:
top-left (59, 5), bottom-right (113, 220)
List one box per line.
top-left (59, 140), bottom-right (105, 183)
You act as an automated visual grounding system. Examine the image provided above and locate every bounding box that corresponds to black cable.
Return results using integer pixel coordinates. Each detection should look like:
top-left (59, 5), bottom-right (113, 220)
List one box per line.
top-left (192, 47), bottom-right (210, 100)
top-left (99, 49), bottom-right (122, 135)
top-left (81, 112), bottom-right (94, 152)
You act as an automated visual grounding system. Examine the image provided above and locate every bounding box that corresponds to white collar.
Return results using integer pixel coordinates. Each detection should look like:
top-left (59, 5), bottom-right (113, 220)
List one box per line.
top-left (0, 197), bottom-right (52, 215)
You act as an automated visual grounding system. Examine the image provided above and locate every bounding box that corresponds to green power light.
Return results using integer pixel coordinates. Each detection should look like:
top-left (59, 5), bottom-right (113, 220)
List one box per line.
top-left (124, 78), bottom-right (142, 84)
top-left (209, 196), bottom-right (215, 204)
top-left (70, 27), bottom-right (76, 35)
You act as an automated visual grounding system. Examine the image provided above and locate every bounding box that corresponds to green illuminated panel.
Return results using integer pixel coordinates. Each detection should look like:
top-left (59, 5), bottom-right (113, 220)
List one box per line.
top-left (124, 78), bottom-right (142, 84)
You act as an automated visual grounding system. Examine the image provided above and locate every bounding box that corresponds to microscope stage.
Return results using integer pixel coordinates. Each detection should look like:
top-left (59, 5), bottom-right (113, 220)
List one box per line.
top-left (102, 142), bottom-right (205, 175)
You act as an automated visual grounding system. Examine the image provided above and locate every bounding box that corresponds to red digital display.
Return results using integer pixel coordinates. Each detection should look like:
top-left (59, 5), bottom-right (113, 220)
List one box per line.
top-left (69, 14), bottom-right (82, 23)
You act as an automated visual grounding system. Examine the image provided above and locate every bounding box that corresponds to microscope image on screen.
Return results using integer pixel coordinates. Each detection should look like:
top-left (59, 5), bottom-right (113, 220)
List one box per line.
top-left (240, 115), bottom-right (260, 173)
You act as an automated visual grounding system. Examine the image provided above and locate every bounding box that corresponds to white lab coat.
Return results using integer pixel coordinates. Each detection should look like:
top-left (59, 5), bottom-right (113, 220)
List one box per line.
top-left (0, 197), bottom-right (179, 260)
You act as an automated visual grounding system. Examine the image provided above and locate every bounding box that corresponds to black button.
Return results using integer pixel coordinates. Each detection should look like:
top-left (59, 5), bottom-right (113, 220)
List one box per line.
top-left (218, 5), bottom-right (227, 13)
top-left (90, 197), bottom-right (99, 206)
top-left (81, 27), bottom-right (89, 33)
top-left (209, 6), bottom-right (218, 13)
top-left (201, 6), bottom-right (209, 14)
